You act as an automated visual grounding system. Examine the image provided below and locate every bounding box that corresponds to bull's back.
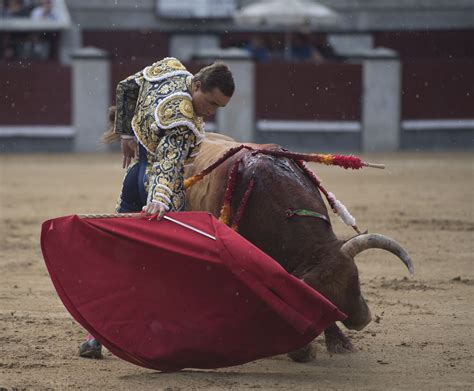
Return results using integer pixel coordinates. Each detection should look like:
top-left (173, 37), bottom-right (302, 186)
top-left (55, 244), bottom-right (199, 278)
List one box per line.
top-left (185, 132), bottom-right (278, 216)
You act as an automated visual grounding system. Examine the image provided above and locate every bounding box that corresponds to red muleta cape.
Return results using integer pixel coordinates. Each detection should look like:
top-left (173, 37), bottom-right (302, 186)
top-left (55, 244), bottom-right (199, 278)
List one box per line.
top-left (40, 212), bottom-right (346, 371)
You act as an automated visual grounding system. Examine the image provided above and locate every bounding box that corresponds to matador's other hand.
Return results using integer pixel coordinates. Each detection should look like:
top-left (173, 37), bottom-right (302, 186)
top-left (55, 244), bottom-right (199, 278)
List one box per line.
top-left (142, 201), bottom-right (167, 220)
top-left (121, 137), bottom-right (138, 169)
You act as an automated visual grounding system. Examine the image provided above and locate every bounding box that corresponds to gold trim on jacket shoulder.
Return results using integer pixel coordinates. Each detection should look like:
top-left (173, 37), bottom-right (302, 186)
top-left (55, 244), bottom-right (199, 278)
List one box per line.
top-left (155, 92), bottom-right (204, 141)
top-left (143, 57), bottom-right (192, 83)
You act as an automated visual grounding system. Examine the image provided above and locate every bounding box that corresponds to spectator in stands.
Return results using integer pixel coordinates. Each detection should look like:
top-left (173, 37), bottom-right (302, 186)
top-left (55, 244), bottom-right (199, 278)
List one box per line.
top-left (289, 33), bottom-right (343, 63)
top-left (1, 32), bottom-right (52, 60)
top-left (291, 33), bottom-right (325, 63)
top-left (310, 34), bottom-right (340, 60)
top-left (30, 0), bottom-right (57, 20)
top-left (245, 36), bottom-right (271, 62)
top-left (291, 33), bottom-right (312, 60)
top-left (267, 35), bottom-right (284, 60)
top-left (16, 32), bottom-right (51, 59)
top-left (3, 0), bottom-right (30, 17)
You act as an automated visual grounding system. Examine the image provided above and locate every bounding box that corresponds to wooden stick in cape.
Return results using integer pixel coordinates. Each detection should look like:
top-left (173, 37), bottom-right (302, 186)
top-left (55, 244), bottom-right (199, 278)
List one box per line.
top-left (77, 213), bottom-right (216, 240)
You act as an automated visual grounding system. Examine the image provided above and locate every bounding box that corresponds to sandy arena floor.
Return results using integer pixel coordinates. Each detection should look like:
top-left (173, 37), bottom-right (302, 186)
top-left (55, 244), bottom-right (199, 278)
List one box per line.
top-left (0, 151), bottom-right (472, 390)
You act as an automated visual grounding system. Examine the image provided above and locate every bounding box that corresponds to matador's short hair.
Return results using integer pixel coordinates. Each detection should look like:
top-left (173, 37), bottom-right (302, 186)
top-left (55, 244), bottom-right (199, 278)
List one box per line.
top-left (194, 62), bottom-right (235, 98)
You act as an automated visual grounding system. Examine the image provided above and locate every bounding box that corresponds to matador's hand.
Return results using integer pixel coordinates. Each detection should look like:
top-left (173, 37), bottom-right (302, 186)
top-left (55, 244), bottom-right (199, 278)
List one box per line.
top-left (142, 201), bottom-right (167, 220)
top-left (121, 137), bottom-right (138, 169)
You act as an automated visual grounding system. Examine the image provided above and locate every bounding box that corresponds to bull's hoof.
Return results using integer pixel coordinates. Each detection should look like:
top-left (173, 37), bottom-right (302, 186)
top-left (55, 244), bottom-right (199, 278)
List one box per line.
top-left (287, 344), bottom-right (315, 363)
top-left (324, 327), bottom-right (356, 354)
top-left (325, 338), bottom-right (355, 354)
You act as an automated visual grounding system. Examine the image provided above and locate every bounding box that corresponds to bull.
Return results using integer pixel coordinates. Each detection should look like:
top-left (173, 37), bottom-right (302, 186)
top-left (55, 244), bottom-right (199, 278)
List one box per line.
top-left (185, 132), bottom-right (413, 362)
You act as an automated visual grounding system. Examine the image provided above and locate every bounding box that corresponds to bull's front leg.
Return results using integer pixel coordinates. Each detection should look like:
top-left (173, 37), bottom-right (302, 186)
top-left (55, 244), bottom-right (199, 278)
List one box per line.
top-left (324, 323), bottom-right (356, 353)
top-left (287, 323), bottom-right (355, 362)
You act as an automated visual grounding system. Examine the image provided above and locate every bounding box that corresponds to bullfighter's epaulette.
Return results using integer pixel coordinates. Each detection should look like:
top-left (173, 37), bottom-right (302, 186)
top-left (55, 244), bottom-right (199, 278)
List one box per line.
top-left (143, 57), bottom-right (192, 83)
top-left (155, 92), bottom-right (204, 140)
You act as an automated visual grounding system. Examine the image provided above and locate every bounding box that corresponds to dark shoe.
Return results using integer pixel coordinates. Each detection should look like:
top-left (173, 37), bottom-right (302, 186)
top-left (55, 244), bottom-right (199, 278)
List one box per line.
top-left (79, 338), bottom-right (103, 359)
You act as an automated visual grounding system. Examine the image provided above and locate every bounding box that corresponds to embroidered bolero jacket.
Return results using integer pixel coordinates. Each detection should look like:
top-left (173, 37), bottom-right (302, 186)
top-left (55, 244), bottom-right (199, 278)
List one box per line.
top-left (114, 57), bottom-right (204, 211)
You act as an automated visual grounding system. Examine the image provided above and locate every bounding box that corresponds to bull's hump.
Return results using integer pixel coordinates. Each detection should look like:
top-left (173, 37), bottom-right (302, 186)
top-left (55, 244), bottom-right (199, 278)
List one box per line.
top-left (241, 153), bottom-right (319, 194)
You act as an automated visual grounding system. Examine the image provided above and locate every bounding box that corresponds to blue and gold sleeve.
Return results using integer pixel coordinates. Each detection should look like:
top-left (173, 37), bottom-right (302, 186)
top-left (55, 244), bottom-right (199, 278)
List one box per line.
top-left (114, 71), bottom-right (143, 137)
top-left (146, 126), bottom-right (195, 211)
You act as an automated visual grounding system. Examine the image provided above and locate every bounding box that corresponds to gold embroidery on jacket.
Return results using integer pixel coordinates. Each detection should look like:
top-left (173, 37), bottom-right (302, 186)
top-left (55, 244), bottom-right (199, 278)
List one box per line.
top-left (130, 74), bottom-right (203, 154)
top-left (143, 57), bottom-right (189, 81)
top-left (114, 58), bottom-right (206, 212)
top-left (114, 71), bottom-right (143, 136)
top-left (179, 99), bottom-right (194, 119)
top-left (157, 94), bottom-right (196, 127)
top-left (144, 126), bottom-right (193, 211)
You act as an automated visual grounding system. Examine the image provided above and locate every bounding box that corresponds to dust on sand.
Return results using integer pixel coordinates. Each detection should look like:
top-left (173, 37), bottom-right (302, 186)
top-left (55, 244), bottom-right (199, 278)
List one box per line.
top-left (0, 152), bottom-right (472, 390)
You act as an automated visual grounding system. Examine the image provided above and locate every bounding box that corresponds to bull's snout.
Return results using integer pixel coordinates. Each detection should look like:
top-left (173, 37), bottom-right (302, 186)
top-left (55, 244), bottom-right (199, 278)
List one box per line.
top-left (344, 312), bottom-right (372, 331)
top-left (342, 297), bottom-right (372, 331)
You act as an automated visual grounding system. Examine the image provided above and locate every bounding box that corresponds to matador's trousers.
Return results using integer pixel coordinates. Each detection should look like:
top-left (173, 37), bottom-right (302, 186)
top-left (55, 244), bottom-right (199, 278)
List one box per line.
top-left (116, 144), bottom-right (148, 213)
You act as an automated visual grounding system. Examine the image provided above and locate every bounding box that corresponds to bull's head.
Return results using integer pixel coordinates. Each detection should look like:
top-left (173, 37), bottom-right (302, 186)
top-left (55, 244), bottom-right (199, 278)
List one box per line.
top-left (302, 234), bottom-right (413, 331)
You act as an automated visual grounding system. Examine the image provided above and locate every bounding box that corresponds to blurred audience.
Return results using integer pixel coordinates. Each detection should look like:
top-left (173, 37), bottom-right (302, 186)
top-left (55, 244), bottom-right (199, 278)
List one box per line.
top-left (310, 34), bottom-right (341, 60)
top-left (1, 0), bottom-right (57, 19)
top-left (244, 33), bottom-right (339, 63)
top-left (30, 0), bottom-right (57, 20)
top-left (2, 0), bottom-right (31, 17)
top-left (291, 33), bottom-right (324, 62)
top-left (245, 35), bottom-right (285, 61)
top-left (17, 32), bottom-right (51, 59)
top-left (245, 36), bottom-right (271, 62)
top-left (290, 33), bottom-right (341, 63)
top-left (1, 0), bottom-right (57, 60)
top-left (1, 32), bottom-right (52, 60)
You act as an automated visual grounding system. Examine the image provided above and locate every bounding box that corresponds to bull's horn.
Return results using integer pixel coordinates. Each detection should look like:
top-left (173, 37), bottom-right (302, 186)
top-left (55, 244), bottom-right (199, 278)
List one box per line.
top-left (340, 234), bottom-right (414, 276)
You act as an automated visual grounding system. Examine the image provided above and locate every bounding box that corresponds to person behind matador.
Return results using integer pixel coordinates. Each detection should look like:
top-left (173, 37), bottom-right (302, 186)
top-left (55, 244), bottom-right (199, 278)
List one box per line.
top-left (79, 57), bottom-right (235, 359)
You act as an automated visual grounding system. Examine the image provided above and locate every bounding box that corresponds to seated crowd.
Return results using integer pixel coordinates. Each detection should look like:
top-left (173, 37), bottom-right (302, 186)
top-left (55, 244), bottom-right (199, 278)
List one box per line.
top-left (1, 0), bottom-right (57, 60)
top-left (244, 33), bottom-right (340, 63)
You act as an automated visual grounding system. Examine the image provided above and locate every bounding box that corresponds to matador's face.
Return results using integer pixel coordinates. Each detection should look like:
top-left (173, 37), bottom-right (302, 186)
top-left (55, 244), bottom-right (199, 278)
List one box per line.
top-left (191, 81), bottom-right (231, 118)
